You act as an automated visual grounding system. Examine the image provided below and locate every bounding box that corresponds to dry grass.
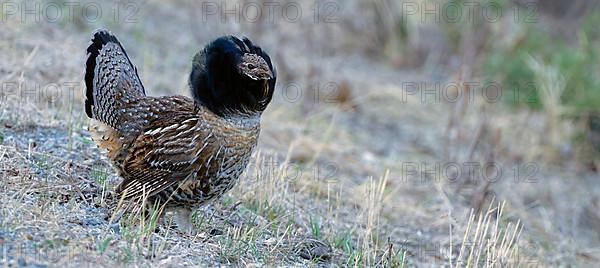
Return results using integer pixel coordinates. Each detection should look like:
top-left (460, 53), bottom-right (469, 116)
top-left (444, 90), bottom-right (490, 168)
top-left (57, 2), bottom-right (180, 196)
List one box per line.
top-left (456, 201), bottom-right (529, 267)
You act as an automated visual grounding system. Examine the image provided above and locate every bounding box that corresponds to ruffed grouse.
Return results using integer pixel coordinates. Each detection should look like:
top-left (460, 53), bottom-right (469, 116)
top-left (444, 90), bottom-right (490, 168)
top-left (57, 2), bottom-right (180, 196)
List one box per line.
top-left (84, 29), bottom-right (276, 232)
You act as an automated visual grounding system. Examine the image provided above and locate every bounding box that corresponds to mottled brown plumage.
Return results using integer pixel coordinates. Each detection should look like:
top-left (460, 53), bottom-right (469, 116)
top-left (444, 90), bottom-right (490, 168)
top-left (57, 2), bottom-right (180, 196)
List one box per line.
top-left (85, 30), bottom-right (276, 232)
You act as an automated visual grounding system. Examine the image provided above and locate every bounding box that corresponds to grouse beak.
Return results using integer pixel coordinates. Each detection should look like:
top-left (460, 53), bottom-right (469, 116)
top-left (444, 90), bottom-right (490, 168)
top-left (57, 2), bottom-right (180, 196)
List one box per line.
top-left (262, 69), bottom-right (274, 80)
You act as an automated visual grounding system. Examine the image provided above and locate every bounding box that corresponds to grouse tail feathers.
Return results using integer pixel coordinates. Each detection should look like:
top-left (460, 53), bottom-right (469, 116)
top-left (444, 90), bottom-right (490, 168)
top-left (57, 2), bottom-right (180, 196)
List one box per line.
top-left (84, 29), bottom-right (146, 130)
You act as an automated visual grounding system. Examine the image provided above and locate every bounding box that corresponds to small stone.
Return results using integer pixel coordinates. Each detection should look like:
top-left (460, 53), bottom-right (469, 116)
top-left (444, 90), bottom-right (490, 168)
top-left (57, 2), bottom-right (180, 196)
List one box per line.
top-left (209, 228), bottom-right (223, 236)
top-left (297, 239), bottom-right (332, 261)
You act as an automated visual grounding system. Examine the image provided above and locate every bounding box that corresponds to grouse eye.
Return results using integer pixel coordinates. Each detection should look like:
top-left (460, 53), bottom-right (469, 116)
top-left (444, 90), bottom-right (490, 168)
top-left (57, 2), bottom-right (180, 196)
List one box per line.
top-left (247, 63), bottom-right (256, 70)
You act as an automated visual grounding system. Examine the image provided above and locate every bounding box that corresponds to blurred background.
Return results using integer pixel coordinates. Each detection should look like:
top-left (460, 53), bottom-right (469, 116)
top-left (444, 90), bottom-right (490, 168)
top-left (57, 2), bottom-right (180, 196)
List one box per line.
top-left (1, 0), bottom-right (599, 266)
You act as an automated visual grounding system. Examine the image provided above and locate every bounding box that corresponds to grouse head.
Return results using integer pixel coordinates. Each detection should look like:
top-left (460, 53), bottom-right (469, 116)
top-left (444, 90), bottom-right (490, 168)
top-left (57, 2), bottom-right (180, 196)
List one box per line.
top-left (190, 36), bottom-right (276, 117)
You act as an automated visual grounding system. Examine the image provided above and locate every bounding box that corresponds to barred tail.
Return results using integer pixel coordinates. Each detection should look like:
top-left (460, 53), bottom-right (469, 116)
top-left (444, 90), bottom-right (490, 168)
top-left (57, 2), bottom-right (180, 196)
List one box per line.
top-left (84, 29), bottom-right (146, 129)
